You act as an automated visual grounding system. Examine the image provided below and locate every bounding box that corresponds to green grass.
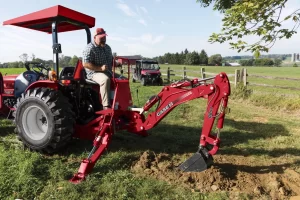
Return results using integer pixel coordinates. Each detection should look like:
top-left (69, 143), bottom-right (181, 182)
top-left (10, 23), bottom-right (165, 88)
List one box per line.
top-left (159, 64), bottom-right (300, 110)
top-left (0, 67), bottom-right (300, 199)
top-left (0, 68), bottom-right (25, 75)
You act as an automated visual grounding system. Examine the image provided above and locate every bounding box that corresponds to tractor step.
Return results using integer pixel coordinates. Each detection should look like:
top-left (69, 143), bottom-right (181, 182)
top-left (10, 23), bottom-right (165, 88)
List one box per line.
top-left (178, 147), bottom-right (213, 172)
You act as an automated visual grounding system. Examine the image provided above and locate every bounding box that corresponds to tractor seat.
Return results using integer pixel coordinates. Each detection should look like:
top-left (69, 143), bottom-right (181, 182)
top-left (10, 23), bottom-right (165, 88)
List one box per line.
top-left (81, 69), bottom-right (98, 85)
top-left (85, 79), bottom-right (98, 85)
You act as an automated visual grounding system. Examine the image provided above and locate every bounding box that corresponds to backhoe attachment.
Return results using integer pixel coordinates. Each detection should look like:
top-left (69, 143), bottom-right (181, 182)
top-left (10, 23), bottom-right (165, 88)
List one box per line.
top-left (135, 72), bottom-right (231, 173)
top-left (178, 146), bottom-right (213, 172)
top-left (70, 72), bottom-right (230, 183)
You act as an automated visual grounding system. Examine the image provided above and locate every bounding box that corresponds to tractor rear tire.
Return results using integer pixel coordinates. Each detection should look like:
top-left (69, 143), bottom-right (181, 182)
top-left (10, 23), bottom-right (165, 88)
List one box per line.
top-left (13, 88), bottom-right (75, 154)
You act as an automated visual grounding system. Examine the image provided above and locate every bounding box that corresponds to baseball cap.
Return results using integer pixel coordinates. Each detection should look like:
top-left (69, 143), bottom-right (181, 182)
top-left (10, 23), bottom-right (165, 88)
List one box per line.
top-left (94, 28), bottom-right (108, 38)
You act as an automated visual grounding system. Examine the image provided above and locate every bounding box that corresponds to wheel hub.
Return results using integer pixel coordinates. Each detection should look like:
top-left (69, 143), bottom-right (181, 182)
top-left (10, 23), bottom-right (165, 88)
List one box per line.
top-left (22, 105), bottom-right (48, 140)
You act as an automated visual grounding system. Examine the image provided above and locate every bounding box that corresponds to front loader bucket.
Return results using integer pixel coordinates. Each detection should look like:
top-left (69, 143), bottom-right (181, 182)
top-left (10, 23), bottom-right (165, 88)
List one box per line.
top-left (178, 148), bottom-right (213, 172)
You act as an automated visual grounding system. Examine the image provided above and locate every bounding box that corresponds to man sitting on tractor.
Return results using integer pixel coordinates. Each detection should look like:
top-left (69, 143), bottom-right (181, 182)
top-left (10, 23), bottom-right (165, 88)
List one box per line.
top-left (82, 28), bottom-right (113, 110)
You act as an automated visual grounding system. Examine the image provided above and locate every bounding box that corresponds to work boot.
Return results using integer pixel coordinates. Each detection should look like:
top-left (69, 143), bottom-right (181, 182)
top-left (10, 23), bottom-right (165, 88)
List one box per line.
top-left (103, 106), bottom-right (111, 110)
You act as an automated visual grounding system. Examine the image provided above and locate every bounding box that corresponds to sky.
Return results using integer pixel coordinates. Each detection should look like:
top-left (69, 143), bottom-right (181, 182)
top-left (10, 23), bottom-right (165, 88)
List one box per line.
top-left (0, 0), bottom-right (300, 63)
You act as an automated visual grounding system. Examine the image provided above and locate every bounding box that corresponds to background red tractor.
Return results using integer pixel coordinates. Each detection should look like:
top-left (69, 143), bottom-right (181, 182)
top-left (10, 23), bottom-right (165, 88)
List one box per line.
top-left (0, 5), bottom-right (231, 184)
top-left (132, 59), bottom-right (163, 86)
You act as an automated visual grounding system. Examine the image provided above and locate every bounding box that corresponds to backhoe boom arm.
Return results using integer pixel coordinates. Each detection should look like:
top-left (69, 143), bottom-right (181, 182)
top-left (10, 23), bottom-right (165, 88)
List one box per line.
top-left (138, 72), bottom-right (230, 155)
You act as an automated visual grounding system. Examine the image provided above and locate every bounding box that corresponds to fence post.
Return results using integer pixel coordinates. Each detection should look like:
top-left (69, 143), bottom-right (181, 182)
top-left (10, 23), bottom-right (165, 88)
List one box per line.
top-left (243, 68), bottom-right (248, 86)
top-left (234, 69), bottom-right (240, 87)
top-left (167, 67), bottom-right (170, 84)
top-left (201, 67), bottom-right (206, 79)
top-left (183, 66), bottom-right (186, 79)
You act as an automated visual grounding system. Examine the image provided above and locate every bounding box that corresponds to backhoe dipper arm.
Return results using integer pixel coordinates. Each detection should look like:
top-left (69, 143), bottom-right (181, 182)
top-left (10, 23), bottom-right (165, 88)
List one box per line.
top-left (138, 72), bottom-right (230, 155)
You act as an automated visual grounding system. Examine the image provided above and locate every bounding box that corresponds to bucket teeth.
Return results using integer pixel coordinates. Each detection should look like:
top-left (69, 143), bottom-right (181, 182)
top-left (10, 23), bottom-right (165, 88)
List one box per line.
top-left (178, 148), bottom-right (213, 172)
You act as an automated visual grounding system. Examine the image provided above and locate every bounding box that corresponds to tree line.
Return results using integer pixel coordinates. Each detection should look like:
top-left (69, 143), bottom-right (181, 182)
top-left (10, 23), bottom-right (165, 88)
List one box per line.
top-left (0, 51), bottom-right (294, 69)
top-left (152, 49), bottom-right (291, 66)
top-left (0, 53), bottom-right (80, 68)
top-left (153, 49), bottom-right (223, 66)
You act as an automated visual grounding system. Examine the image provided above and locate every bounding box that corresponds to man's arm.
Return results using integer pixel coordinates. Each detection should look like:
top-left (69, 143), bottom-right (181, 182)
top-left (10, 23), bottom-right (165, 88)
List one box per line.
top-left (82, 45), bottom-right (106, 71)
top-left (83, 62), bottom-right (105, 72)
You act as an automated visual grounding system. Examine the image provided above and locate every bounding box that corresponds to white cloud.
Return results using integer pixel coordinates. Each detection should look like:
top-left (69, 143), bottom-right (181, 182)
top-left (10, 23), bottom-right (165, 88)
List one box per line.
top-left (116, 2), bottom-right (137, 17)
top-left (140, 7), bottom-right (148, 14)
top-left (138, 19), bottom-right (147, 26)
top-left (123, 43), bottom-right (151, 55)
top-left (109, 36), bottom-right (125, 42)
top-left (0, 26), bottom-right (53, 62)
top-left (129, 34), bottom-right (165, 45)
top-left (135, 5), bottom-right (141, 16)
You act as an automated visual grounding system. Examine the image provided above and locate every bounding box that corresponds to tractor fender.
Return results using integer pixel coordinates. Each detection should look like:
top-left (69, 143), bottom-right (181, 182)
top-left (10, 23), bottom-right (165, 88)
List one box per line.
top-left (25, 80), bottom-right (59, 92)
top-left (0, 72), bottom-right (3, 110)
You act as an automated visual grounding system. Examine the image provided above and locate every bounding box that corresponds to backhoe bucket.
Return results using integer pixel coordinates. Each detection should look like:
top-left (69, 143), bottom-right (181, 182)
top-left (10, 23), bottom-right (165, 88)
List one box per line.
top-left (178, 148), bottom-right (213, 172)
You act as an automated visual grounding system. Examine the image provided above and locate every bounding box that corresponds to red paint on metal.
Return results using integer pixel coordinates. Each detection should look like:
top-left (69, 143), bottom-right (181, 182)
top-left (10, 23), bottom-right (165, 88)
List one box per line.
top-left (3, 5), bottom-right (95, 33)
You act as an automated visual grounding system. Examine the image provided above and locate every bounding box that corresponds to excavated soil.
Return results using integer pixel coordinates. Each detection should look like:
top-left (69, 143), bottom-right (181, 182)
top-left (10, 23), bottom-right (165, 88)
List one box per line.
top-left (131, 151), bottom-right (300, 199)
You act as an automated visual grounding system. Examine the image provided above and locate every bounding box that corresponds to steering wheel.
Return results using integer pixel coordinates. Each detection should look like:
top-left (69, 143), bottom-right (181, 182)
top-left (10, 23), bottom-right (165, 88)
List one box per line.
top-left (25, 62), bottom-right (51, 78)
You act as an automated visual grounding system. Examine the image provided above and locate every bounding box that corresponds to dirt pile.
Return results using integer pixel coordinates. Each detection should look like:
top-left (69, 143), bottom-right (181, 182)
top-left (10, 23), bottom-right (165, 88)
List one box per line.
top-left (131, 151), bottom-right (300, 199)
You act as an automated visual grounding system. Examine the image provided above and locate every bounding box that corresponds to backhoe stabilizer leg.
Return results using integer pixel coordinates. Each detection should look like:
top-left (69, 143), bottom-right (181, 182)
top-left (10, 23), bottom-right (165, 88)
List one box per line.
top-left (69, 125), bottom-right (111, 184)
top-left (69, 159), bottom-right (95, 184)
top-left (178, 147), bottom-right (213, 172)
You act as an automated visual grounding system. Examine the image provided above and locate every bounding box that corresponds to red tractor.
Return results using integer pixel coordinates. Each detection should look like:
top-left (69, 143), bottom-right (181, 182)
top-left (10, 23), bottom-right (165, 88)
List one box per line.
top-left (0, 5), bottom-right (231, 184)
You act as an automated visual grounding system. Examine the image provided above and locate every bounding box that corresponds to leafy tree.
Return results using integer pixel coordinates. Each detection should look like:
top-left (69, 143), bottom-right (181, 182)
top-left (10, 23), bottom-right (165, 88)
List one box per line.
top-left (157, 56), bottom-right (165, 64)
top-left (197, 0), bottom-right (300, 55)
top-left (164, 53), bottom-right (172, 64)
top-left (8, 62), bottom-right (20, 68)
top-left (239, 59), bottom-right (254, 66)
top-left (185, 51), bottom-right (200, 65)
top-left (59, 55), bottom-right (72, 68)
top-left (180, 51), bottom-right (186, 64)
top-left (208, 54), bottom-right (222, 66)
top-left (69, 55), bottom-right (79, 66)
top-left (184, 48), bottom-right (189, 55)
top-left (199, 49), bottom-right (208, 65)
top-left (274, 58), bottom-right (282, 67)
top-left (31, 53), bottom-right (36, 61)
top-left (174, 52), bottom-right (181, 64)
top-left (33, 58), bottom-right (45, 64)
top-left (254, 58), bottom-right (274, 66)
top-left (19, 53), bottom-right (28, 65)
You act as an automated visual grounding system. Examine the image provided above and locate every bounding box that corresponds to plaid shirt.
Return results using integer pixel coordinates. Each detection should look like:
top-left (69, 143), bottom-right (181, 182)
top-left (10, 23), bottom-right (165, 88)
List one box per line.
top-left (82, 41), bottom-right (113, 79)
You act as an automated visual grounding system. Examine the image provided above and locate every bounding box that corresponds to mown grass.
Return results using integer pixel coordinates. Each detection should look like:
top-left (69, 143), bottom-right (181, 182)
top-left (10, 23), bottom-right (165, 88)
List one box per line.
top-left (159, 64), bottom-right (300, 111)
top-left (0, 67), bottom-right (299, 199)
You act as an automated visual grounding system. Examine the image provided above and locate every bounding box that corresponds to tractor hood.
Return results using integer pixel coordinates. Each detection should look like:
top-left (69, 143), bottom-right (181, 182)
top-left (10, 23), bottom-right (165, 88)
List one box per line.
top-left (3, 75), bottom-right (18, 82)
top-left (141, 70), bottom-right (161, 75)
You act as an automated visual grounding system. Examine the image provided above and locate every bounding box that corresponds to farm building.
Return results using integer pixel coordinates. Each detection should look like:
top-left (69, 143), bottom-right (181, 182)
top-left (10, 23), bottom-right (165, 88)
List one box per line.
top-left (117, 55), bottom-right (143, 65)
top-left (223, 62), bottom-right (241, 66)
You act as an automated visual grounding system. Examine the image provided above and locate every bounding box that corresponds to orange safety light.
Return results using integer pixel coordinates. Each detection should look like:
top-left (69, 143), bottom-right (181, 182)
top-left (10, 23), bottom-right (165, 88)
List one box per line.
top-left (48, 70), bottom-right (57, 81)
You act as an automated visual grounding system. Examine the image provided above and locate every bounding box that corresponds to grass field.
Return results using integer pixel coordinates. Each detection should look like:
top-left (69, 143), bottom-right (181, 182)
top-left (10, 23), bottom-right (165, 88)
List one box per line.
top-left (159, 64), bottom-right (300, 111)
top-left (0, 67), bottom-right (300, 200)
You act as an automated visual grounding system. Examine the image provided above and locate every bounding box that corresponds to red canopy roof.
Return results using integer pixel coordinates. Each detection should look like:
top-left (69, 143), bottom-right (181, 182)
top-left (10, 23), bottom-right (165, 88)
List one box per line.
top-left (3, 5), bottom-right (95, 33)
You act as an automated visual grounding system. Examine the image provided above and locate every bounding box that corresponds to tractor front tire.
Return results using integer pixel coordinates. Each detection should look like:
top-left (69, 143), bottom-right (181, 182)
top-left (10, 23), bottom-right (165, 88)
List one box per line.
top-left (141, 77), bottom-right (146, 86)
top-left (158, 78), bottom-right (163, 86)
top-left (13, 88), bottom-right (75, 154)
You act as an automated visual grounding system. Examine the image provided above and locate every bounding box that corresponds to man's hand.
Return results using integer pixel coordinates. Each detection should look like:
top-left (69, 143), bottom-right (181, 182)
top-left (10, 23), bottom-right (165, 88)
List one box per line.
top-left (83, 62), bottom-right (108, 72)
top-left (100, 65), bottom-right (108, 71)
